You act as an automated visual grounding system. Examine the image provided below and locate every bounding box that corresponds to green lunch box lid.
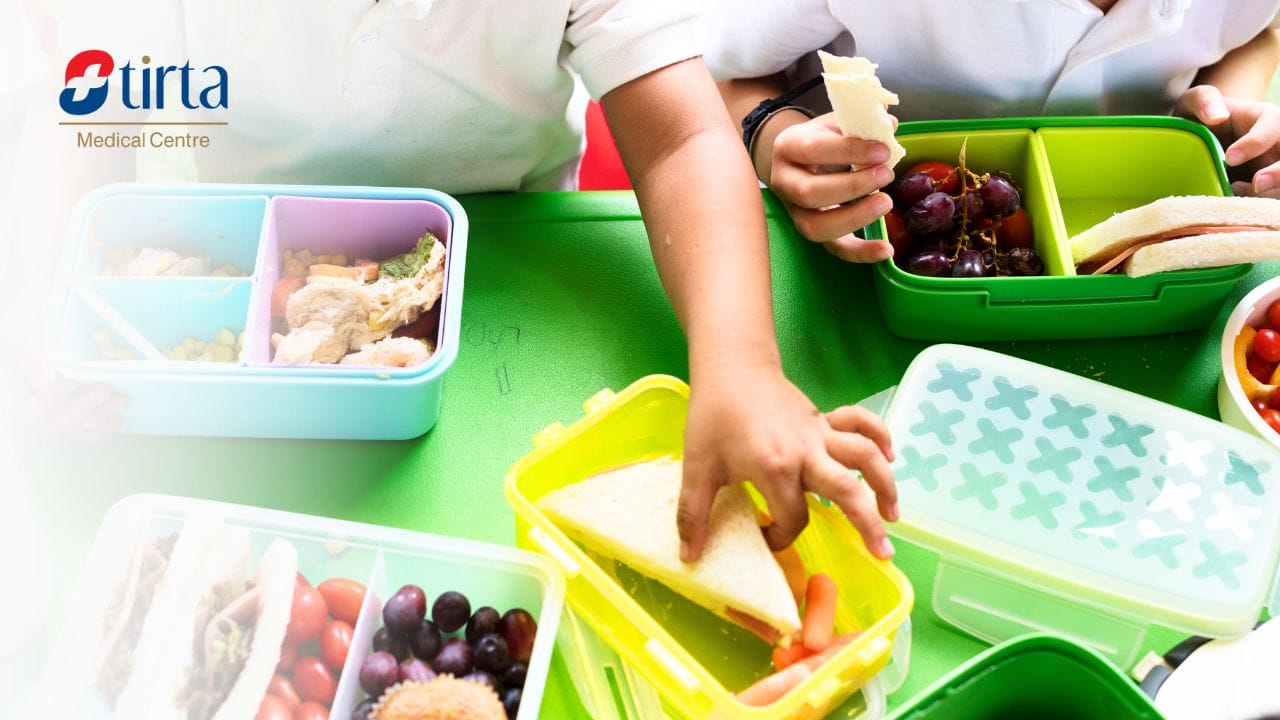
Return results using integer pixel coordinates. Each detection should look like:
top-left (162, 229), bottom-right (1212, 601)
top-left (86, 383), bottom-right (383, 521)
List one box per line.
top-left (880, 344), bottom-right (1280, 638)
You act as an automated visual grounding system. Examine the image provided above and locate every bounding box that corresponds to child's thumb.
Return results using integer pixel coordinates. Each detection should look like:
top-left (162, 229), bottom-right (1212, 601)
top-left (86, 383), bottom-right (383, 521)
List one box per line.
top-left (1176, 85), bottom-right (1230, 126)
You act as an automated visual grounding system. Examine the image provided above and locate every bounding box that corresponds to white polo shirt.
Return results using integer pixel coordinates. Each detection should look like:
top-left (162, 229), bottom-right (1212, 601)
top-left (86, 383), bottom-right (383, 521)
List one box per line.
top-left (702, 0), bottom-right (1280, 121)
top-left (56, 0), bottom-right (700, 191)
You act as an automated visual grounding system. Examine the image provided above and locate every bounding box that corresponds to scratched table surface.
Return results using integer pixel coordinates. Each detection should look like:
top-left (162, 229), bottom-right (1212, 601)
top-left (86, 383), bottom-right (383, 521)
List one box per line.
top-left (7, 190), bottom-right (1276, 716)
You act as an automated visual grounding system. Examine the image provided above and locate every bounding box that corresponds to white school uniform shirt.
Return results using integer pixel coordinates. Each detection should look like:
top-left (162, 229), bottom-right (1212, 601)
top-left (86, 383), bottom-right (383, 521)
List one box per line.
top-left (701, 0), bottom-right (1280, 121)
top-left (56, 0), bottom-right (700, 191)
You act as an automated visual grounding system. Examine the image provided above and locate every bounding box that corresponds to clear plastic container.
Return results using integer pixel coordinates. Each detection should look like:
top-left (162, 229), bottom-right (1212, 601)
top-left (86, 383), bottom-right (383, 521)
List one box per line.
top-left (41, 494), bottom-right (563, 719)
top-left (51, 183), bottom-right (468, 439)
top-left (869, 344), bottom-right (1280, 669)
top-left (506, 375), bottom-right (913, 720)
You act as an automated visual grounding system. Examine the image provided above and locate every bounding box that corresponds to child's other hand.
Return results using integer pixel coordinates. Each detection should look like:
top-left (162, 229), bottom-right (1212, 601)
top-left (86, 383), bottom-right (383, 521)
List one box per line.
top-left (677, 363), bottom-right (898, 563)
top-left (770, 113), bottom-right (896, 263)
top-left (12, 362), bottom-right (128, 444)
top-left (1176, 85), bottom-right (1280, 197)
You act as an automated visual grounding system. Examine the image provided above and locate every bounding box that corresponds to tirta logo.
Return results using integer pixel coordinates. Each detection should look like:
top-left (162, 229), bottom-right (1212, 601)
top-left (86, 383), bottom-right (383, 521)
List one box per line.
top-left (60, 49), bottom-right (229, 116)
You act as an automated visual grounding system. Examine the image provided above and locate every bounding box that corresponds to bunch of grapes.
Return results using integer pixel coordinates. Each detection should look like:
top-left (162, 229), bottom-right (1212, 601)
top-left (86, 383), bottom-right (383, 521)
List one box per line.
top-left (884, 150), bottom-right (1043, 278)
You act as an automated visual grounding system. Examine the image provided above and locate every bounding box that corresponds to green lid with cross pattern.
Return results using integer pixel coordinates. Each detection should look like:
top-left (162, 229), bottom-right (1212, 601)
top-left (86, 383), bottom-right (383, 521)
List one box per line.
top-left (883, 344), bottom-right (1280, 657)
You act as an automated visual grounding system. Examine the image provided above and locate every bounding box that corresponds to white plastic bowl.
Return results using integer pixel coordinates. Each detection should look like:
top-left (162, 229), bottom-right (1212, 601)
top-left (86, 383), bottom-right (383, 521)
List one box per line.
top-left (1218, 275), bottom-right (1280, 449)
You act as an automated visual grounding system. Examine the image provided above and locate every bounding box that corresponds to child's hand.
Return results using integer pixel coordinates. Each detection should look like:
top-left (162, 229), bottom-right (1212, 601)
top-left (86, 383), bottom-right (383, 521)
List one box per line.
top-left (677, 364), bottom-right (898, 563)
top-left (769, 113), bottom-right (896, 263)
top-left (1176, 85), bottom-right (1280, 197)
top-left (9, 360), bottom-right (128, 444)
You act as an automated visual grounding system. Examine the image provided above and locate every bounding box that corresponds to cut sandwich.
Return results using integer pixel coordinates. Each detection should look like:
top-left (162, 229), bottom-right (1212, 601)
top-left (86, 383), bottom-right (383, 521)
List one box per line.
top-left (536, 457), bottom-right (802, 641)
top-left (819, 50), bottom-right (906, 169)
top-left (1070, 195), bottom-right (1280, 277)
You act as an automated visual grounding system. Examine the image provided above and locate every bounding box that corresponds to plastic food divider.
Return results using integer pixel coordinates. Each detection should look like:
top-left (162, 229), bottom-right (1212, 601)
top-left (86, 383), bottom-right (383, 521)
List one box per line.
top-left (869, 344), bottom-right (1280, 669)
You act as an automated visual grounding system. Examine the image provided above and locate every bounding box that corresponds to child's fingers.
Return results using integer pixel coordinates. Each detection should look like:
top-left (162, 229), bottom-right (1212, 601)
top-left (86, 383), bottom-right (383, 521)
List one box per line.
top-left (1225, 109), bottom-right (1280, 167)
top-left (1175, 84), bottom-right (1230, 126)
top-left (805, 454), bottom-right (893, 559)
top-left (677, 456), bottom-right (724, 563)
top-left (1253, 161), bottom-right (1280, 196)
top-left (778, 125), bottom-right (891, 168)
top-left (773, 164), bottom-right (892, 210)
top-left (826, 405), bottom-right (894, 461)
top-left (823, 236), bottom-right (893, 264)
top-left (822, 432), bottom-right (898, 522)
top-left (758, 470), bottom-right (810, 552)
top-left (786, 193), bottom-right (892, 243)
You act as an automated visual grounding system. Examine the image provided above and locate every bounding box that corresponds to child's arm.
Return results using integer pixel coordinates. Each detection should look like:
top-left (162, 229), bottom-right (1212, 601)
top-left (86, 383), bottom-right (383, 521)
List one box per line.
top-left (1175, 28), bottom-right (1280, 196)
top-left (717, 77), bottom-right (896, 263)
top-left (601, 57), bottom-right (898, 561)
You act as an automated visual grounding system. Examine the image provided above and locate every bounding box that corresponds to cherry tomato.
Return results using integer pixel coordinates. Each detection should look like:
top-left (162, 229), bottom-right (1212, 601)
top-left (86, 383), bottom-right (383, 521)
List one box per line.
top-left (267, 675), bottom-right (302, 710)
top-left (1248, 353), bottom-right (1275, 384)
top-left (1268, 300), bottom-right (1280, 330)
top-left (906, 161), bottom-right (958, 194)
top-left (1260, 408), bottom-right (1280, 434)
top-left (1269, 392), bottom-right (1280, 410)
top-left (996, 208), bottom-right (1033, 250)
top-left (319, 620), bottom-right (354, 671)
top-left (256, 695), bottom-right (293, 720)
top-left (286, 584), bottom-right (329, 644)
top-left (277, 641), bottom-right (301, 674)
top-left (293, 702), bottom-right (330, 720)
top-left (1256, 329), bottom-right (1280, 362)
top-left (292, 657), bottom-right (338, 705)
top-left (317, 578), bottom-right (367, 626)
top-left (1254, 398), bottom-right (1270, 413)
top-left (883, 209), bottom-right (912, 258)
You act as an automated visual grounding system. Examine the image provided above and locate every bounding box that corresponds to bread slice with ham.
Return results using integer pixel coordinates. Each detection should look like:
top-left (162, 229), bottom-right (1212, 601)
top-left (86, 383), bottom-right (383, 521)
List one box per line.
top-left (1070, 196), bottom-right (1280, 277)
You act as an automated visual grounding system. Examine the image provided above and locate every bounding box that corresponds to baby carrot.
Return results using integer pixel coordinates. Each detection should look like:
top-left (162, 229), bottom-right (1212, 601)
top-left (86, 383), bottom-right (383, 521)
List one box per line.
top-left (771, 642), bottom-right (813, 671)
top-left (773, 545), bottom-right (808, 608)
top-left (802, 573), bottom-right (838, 652)
top-left (736, 662), bottom-right (812, 707)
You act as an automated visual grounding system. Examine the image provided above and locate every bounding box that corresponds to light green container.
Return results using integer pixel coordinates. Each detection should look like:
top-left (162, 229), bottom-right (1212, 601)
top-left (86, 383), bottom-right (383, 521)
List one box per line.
top-left (864, 117), bottom-right (1249, 341)
top-left (868, 344), bottom-right (1280, 669)
top-left (885, 634), bottom-right (1163, 720)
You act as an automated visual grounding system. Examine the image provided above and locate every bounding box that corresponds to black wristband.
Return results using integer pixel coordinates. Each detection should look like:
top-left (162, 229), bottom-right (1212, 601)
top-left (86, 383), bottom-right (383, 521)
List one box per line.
top-left (740, 74), bottom-right (823, 151)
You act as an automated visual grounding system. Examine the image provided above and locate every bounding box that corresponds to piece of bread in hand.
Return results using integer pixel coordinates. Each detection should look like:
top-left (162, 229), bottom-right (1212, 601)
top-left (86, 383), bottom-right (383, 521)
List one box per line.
top-left (819, 50), bottom-right (905, 169)
top-left (1070, 195), bottom-right (1280, 277)
top-left (536, 457), bottom-right (802, 639)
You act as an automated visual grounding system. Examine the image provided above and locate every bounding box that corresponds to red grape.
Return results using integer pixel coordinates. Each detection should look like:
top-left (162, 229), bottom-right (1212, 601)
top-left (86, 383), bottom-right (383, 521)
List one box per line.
top-left (890, 172), bottom-right (935, 209)
top-left (434, 638), bottom-right (474, 676)
top-left (383, 585), bottom-right (426, 635)
top-left (1006, 247), bottom-right (1043, 276)
top-left (500, 609), bottom-right (538, 665)
top-left (907, 250), bottom-right (951, 277)
top-left (951, 249), bottom-right (987, 278)
top-left (358, 651), bottom-right (401, 697)
top-left (979, 174), bottom-right (1020, 217)
top-left (432, 591), bottom-right (471, 634)
top-left (905, 192), bottom-right (955, 235)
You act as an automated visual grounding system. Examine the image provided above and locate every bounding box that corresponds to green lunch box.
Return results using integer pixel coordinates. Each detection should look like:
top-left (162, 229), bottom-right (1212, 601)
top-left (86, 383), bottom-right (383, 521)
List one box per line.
top-left (885, 634), bottom-right (1163, 720)
top-left (862, 116), bottom-right (1248, 341)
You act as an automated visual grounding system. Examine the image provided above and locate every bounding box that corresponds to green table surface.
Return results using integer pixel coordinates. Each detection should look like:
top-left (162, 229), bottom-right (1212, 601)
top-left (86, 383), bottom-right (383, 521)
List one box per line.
top-left (7, 190), bottom-right (1276, 717)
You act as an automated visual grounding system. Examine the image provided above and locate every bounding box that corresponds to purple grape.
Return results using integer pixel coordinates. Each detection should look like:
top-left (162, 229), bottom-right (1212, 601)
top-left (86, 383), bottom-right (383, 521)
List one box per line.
top-left (979, 175), bottom-right (1020, 217)
top-left (434, 637), bottom-right (474, 676)
top-left (502, 663), bottom-right (527, 689)
top-left (372, 626), bottom-right (409, 660)
top-left (905, 192), bottom-right (955, 235)
top-left (409, 619), bottom-right (442, 662)
top-left (466, 606), bottom-right (502, 644)
top-left (952, 249), bottom-right (988, 278)
top-left (464, 670), bottom-right (502, 693)
top-left (359, 651), bottom-right (402, 697)
top-left (1006, 247), bottom-right (1044, 276)
top-left (400, 657), bottom-right (437, 684)
top-left (906, 250), bottom-right (951, 277)
top-left (351, 698), bottom-right (378, 720)
top-left (383, 585), bottom-right (427, 635)
top-left (890, 172), bottom-right (935, 208)
top-left (503, 687), bottom-right (522, 719)
top-left (432, 591), bottom-right (471, 634)
top-left (499, 609), bottom-right (538, 665)
top-left (473, 634), bottom-right (510, 674)
top-left (955, 191), bottom-right (985, 223)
